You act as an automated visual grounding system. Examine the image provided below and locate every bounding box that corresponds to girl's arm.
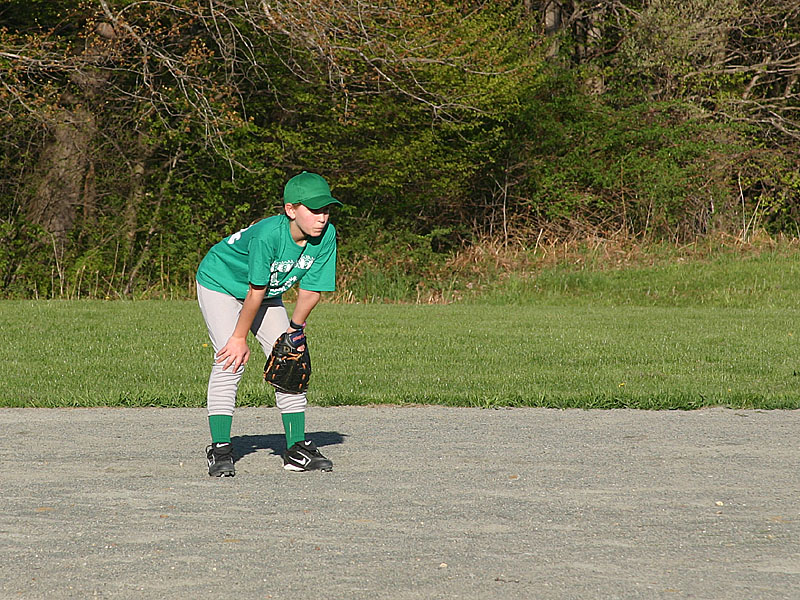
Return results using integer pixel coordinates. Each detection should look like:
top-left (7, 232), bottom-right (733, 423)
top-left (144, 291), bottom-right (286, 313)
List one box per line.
top-left (216, 284), bottom-right (267, 371)
top-left (290, 289), bottom-right (321, 330)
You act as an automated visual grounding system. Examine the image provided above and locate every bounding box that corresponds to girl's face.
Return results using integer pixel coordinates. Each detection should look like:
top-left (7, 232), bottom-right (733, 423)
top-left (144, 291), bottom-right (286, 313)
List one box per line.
top-left (286, 203), bottom-right (330, 240)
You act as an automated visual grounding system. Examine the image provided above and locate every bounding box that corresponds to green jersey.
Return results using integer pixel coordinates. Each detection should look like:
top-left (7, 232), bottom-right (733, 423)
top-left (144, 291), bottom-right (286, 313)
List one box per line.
top-left (197, 215), bottom-right (337, 300)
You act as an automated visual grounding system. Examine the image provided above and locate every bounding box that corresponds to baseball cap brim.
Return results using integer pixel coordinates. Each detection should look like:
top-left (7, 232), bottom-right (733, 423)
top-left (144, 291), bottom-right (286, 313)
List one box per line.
top-left (294, 194), bottom-right (343, 210)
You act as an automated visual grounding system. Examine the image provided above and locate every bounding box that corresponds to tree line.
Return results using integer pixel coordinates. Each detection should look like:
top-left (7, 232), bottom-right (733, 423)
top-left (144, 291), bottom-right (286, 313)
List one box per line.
top-left (1, 0), bottom-right (798, 299)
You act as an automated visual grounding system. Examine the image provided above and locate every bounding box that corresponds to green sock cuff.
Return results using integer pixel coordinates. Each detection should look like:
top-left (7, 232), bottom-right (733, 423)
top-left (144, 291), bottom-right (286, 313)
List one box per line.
top-left (282, 412), bottom-right (306, 448)
top-left (208, 414), bottom-right (233, 444)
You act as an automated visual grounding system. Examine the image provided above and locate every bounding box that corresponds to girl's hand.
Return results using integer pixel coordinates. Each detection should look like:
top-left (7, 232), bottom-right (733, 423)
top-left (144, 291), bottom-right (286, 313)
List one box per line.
top-left (216, 336), bottom-right (250, 372)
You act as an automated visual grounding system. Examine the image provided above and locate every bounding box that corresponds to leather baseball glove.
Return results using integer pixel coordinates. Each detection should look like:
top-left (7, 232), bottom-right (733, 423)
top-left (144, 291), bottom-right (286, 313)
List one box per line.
top-left (263, 329), bottom-right (311, 393)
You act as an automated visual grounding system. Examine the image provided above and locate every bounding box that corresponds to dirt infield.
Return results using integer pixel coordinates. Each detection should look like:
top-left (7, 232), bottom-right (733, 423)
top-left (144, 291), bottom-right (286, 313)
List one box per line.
top-left (2, 406), bottom-right (799, 599)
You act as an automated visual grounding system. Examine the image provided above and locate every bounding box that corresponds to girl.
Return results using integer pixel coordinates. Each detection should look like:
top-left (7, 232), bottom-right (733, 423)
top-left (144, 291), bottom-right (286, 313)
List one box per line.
top-left (196, 171), bottom-right (340, 476)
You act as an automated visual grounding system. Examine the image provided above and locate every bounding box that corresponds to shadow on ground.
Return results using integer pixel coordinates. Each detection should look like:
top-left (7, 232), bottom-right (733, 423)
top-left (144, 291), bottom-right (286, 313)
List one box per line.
top-left (232, 431), bottom-right (348, 459)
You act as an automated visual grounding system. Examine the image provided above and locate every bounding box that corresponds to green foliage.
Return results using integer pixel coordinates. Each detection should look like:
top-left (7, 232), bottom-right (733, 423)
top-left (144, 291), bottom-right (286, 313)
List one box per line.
top-left (0, 219), bottom-right (50, 297)
top-left (0, 1), bottom-right (798, 299)
top-left (0, 0), bottom-right (83, 32)
top-left (497, 65), bottom-right (775, 240)
top-left (336, 220), bottom-right (451, 302)
top-left (617, 0), bottom-right (741, 93)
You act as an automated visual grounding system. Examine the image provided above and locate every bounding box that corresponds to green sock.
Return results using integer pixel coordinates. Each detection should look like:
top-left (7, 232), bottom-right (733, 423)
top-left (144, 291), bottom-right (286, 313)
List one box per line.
top-left (282, 412), bottom-right (305, 448)
top-left (208, 414), bottom-right (232, 444)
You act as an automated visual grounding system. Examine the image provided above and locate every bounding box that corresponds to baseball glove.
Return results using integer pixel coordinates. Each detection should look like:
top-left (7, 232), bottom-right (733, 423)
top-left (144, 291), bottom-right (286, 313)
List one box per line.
top-left (263, 329), bottom-right (311, 393)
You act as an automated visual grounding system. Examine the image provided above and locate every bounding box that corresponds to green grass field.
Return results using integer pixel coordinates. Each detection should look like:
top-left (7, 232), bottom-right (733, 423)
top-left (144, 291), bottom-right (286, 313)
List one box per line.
top-left (1, 250), bottom-right (798, 409)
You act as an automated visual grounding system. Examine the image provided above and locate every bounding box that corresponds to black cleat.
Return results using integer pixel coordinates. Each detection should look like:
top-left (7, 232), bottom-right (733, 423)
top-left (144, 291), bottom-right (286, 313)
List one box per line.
top-left (206, 442), bottom-right (236, 477)
top-left (282, 440), bottom-right (333, 472)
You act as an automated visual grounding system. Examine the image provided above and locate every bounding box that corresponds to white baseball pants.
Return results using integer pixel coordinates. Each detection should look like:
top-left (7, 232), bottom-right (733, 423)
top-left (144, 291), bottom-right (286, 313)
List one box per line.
top-left (196, 283), bottom-right (307, 417)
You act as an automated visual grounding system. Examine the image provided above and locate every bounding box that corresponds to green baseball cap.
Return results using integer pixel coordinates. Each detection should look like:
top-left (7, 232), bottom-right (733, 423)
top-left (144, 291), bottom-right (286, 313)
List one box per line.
top-left (283, 171), bottom-right (342, 209)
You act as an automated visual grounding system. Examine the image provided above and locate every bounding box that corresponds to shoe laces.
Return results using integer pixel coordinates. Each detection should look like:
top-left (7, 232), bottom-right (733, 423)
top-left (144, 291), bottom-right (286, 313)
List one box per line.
top-left (210, 443), bottom-right (233, 461)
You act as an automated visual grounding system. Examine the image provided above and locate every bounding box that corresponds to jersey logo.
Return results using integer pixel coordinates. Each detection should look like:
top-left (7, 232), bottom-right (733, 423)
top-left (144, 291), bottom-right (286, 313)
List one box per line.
top-left (297, 255), bottom-right (315, 269)
top-left (226, 225), bottom-right (253, 245)
top-left (267, 256), bottom-right (315, 296)
top-left (271, 259), bottom-right (295, 273)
